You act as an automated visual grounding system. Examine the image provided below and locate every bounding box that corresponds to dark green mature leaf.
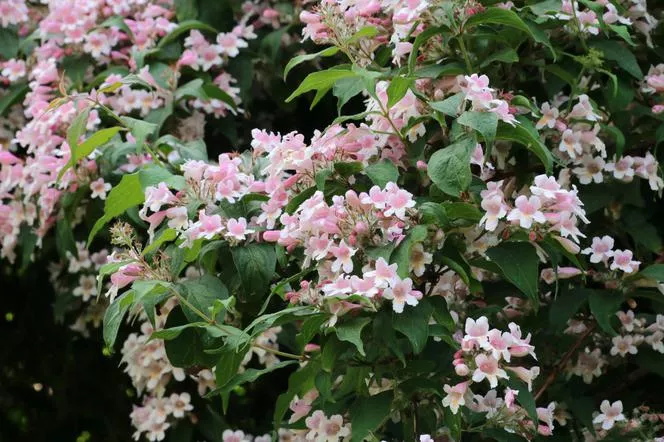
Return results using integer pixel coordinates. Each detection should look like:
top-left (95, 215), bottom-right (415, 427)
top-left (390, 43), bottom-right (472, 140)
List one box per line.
top-left (507, 378), bottom-right (537, 422)
top-left (486, 242), bottom-right (539, 307)
top-left (458, 110), bottom-right (498, 144)
top-left (231, 243), bottom-right (277, 297)
top-left (350, 391), bottom-right (393, 442)
top-left (635, 349), bottom-right (664, 378)
top-left (393, 299), bottom-right (433, 353)
top-left (174, 0), bottom-right (198, 21)
top-left (590, 40), bottom-right (643, 79)
top-left (638, 264), bottom-right (664, 282)
top-left (178, 275), bottom-right (230, 323)
top-left (365, 160), bottom-right (399, 188)
top-left (549, 287), bottom-right (590, 330)
top-left (427, 137), bottom-right (476, 197)
top-left (588, 290), bottom-right (623, 336)
top-left (0, 82), bottom-right (28, 116)
top-left (286, 68), bottom-right (358, 103)
top-left (103, 291), bottom-right (135, 349)
top-left (335, 317), bottom-right (372, 356)
top-left (284, 46), bottom-right (339, 80)
top-left (0, 28), bottom-right (19, 59)
top-left (496, 117), bottom-right (553, 174)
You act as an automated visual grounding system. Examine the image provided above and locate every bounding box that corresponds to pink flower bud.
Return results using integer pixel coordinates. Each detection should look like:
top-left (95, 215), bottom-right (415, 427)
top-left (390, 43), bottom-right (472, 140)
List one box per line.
top-left (262, 230), bottom-right (281, 242)
top-left (652, 104), bottom-right (664, 114)
top-left (416, 160), bottom-right (427, 171)
top-left (455, 364), bottom-right (469, 376)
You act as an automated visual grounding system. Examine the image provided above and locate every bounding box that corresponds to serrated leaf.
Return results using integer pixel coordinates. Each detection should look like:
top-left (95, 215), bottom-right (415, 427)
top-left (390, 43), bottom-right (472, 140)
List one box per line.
top-left (427, 137), bottom-right (476, 197)
top-left (486, 241), bottom-right (540, 307)
top-left (335, 317), bottom-right (372, 356)
top-left (284, 46), bottom-right (339, 80)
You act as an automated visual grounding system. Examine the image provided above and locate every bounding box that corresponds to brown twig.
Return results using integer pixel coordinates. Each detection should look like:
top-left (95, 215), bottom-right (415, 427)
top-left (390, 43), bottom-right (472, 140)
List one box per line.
top-left (534, 323), bottom-right (596, 401)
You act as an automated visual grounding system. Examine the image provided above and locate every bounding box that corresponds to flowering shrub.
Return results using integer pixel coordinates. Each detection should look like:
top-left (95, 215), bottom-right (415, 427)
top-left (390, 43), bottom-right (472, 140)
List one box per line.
top-left (3, 0), bottom-right (664, 440)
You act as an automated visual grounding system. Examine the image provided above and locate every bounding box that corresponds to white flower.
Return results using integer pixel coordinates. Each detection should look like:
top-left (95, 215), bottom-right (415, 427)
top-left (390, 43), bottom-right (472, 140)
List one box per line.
top-left (90, 178), bottom-right (112, 200)
top-left (593, 400), bottom-right (625, 430)
top-left (610, 335), bottom-right (638, 357)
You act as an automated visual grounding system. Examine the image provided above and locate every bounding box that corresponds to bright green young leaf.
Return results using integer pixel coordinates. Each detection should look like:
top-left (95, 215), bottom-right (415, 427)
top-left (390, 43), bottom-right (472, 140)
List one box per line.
top-left (284, 46), bottom-right (339, 80)
top-left (427, 137), bottom-right (476, 197)
top-left (286, 69), bottom-right (358, 103)
top-left (365, 160), bottom-right (399, 188)
top-left (58, 126), bottom-right (122, 181)
top-left (386, 77), bottom-right (413, 108)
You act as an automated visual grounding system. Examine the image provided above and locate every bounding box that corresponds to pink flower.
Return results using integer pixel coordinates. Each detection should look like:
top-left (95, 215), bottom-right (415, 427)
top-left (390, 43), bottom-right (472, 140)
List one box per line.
top-left (442, 381), bottom-right (469, 414)
top-left (472, 354), bottom-right (508, 388)
top-left (506, 366), bottom-right (540, 391)
top-left (382, 277), bottom-right (421, 313)
top-left (195, 210), bottom-right (225, 240)
top-left (610, 249), bottom-right (640, 273)
top-left (89, 178), bottom-right (111, 200)
top-left (463, 316), bottom-right (490, 347)
top-left (481, 329), bottom-right (514, 362)
top-left (616, 310), bottom-right (636, 332)
top-left (365, 257), bottom-right (398, 288)
top-left (610, 335), bottom-right (638, 357)
top-left (225, 217), bottom-right (254, 241)
top-left (582, 235), bottom-right (614, 263)
top-left (329, 240), bottom-right (356, 273)
top-left (507, 195), bottom-right (545, 228)
top-left (480, 194), bottom-right (507, 231)
top-left (144, 183), bottom-right (177, 212)
top-left (504, 387), bottom-right (518, 409)
top-left (383, 182), bottom-right (415, 220)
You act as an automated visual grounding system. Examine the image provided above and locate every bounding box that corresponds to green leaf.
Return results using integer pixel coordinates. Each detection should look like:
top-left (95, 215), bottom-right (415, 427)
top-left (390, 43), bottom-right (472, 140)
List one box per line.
top-left (202, 83), bottom-right (238, 111)
top-left (284, 46), bottom-right (339, 80)
top-left (103, 291), bottom-right (135, 349)
top-left (365, 160), bottom-right (399, 188)
top-left (207, 360), bottom-right (299, 400)
top-left (458, 111), bottom-right (498, 144)
top-left (479, 47), bottom-right (519, 68)
top-left (178, 275), bottom-right (230, 323)
top-left (87, 173), bottom-right (145, 245)
top-left (157, 20), bottom-right (217, 48)
top-left (507, 378), bottom-right (538, 423)
top-left (347, 25), bottom-right (378, 43)
top-left (590, 40), bottom-right (643, 79)
top-left (407, 25), bottom-right (449, 75)
top-left (231, 243), bottom-right (277, 297)
top-left (97, 16), bottom-right (134, 40)
top-left (285, 186), bottom-right (317, 214)
top-left (588, 290), bottom-right (622, 336)
top-left (55, 218), bottom-right (77, 260)
top-left (174, 0), bottom-right (198, 21)
top-left (549, 287), bottom-right (590, 330)
top-left (66, 108), bottom-right (91, 154)
top-left (150, 322), bottom-right (209, 340)
top-left (335, 317), bottom-right (372, 357)
top-left (609, 24), bottom-right (636, 46)
top-left (386, 77), bottom-right (413, 108)
top-left (486, 242), bottom-right (539, 307)
top-left (496, 117), bottom-right (553, 174)
top-left (215, 344), bottom-right (251, 389)
top-left (0, 28), bottom-right (19, 59)
top-left (286, 69), bottom-right (358, 102)
top-left (350, 391), bottom-right (393, 442)
top-left (0, 82), bottom-right (29, 116)
top-left (391, 225), bottom-right (428, 278)
top-left (334, 161), bottom-right (363, 177)
top-left (120, 116), bottom-right (158, 147)
top-left (427, 137), bottom-right (476, 197)
top-left (58, 126), bottom-right (122, 181)
top-left (635, 349), bottom-right (664, 378)
top-left (393, 299), bottom-right (433, 354)
top-left (429, 92), bottom-right (464, 117)
top-left (638, 264), bottom-right (664, 282)
top-left (333, 76), bottom-right (366, 111)
top-left (465, 8), bottom-right (536, 38)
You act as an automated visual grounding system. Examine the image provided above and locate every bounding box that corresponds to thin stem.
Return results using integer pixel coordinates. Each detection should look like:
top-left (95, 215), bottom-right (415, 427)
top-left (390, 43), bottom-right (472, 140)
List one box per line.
top-left (254, 343), bottom-right (305, 361)
top-left (457, 35), bottom-right (473, 74)
top-left (534, 323), bottom-right (596, 400)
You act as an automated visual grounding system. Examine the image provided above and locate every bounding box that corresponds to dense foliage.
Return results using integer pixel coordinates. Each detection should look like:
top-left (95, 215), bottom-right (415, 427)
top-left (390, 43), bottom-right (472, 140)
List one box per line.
top-left (2, 0), bottom-right (664, 441)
